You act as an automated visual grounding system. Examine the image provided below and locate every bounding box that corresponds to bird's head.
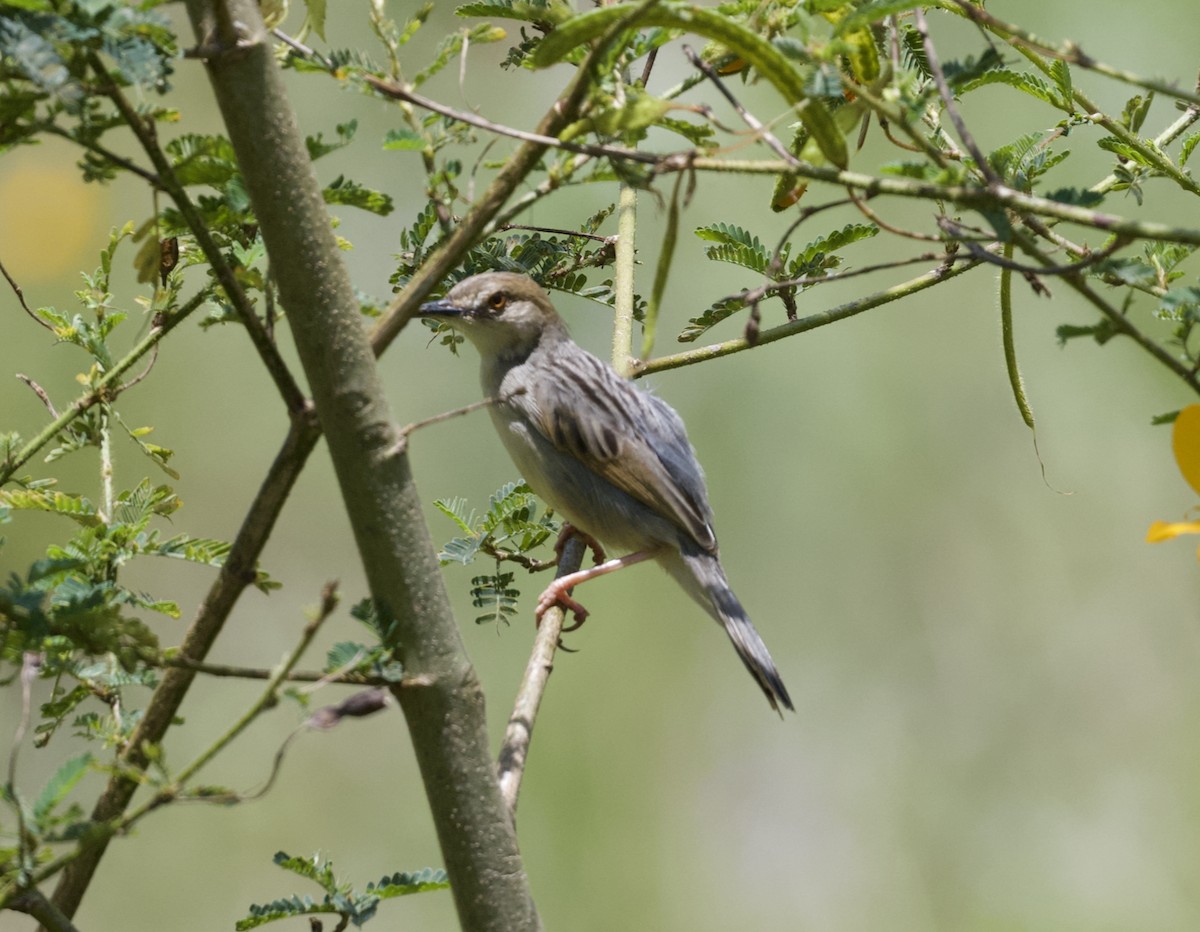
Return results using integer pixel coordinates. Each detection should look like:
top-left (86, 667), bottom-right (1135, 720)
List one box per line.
top-left (420, 271), bottom-right (565, 359)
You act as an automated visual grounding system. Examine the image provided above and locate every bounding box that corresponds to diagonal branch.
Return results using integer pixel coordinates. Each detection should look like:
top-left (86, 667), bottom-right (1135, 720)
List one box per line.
top-left (497, 537), bottom-right (586, 815)
top-left (634, 254), bottom-right (986, 376)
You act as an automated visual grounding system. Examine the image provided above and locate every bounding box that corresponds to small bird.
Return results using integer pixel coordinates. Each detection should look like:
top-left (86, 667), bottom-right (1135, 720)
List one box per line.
top-left (421, 271), bottom-right (793, 713)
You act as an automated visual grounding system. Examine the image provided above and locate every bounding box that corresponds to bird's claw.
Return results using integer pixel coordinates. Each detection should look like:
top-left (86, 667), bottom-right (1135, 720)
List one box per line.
top-left (554, 523), bottom-right (606, 566)
top-left (535, 579), bottom-right (590, 629)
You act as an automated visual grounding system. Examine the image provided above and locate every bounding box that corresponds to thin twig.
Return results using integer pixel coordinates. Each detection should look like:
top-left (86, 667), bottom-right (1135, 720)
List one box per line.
top-left (0, 292), bottom-right (204, 484)
top-left (497, 537), bottom-right (586, 816)
top-left (90, 54), bottom-right (309, 416)
top-left (42, 124), bottom-right (161, 186)
top-left (364, 74), bottom-right (662, 166)
top-left (390, 391), bottom-right (523, 455)
top-left (879, 116), bottom-right (923, 152)
top-left (945, 220), bottom-right (1130, 276)
top-left (845, 186), bottom-right (945, 242)
top-left (155, 583), bottom-right (339, 794)
top-left (682, 44), bottom-right (798, 165)
top-left (117, 340), bottom-right (161, 392)
top-left (163, 655), bottom-right (394, 685)
top-left (272, 27), bottom-right (333, 69)
top-left (663, 157), bottom-right (1200, 246)
top-left (15, 375), bottom-right (58, 417)
top-left (2, 258), bottom-right (49, 329)
top-left (8, 888), bottom-right (82, 932)
top-left (738, 251), bottom-right (962, 305)
top-left (634, 253), bottom-right (986, 376)
top-left (5, 652), bottom-right (42, 913)
top-left (915, 8), bottom-right (999, 186)
top-left (638, 47), bottom-right (659, 88)
top-left (487, 153), bottom-right (595, 232)
top-left (496, 224), bottom-right (617, 246)
top-left (766, 195), bottom-right (861, 272)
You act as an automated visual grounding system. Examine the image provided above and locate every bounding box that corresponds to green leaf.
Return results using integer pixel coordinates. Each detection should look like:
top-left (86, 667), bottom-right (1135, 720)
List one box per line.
top-left (1180, 131), bottom-right (1200, 167)
top-left (33, 753), bottom-right (93, 824)
top-left (306, 120), bottom-right (358, 160)
top-left (455, 1), bottom-right (572, 26)
top-left (322, 176), bottom-right (395, 216)
top-left (273, 851), bottom-right (338, 892)
top-left (383, 127), bottom-right (426, 150)
top-left (789, 222), bottom-right (877, 275)
top-left (114, 480), bottom-right (180, 523)
top-left (414, 23), bottom-right (507, 86)
top-left (433, 497), bottom-right (476, 534)
top-left (1144, 241), bottom-right (1195, 282)
top-left (1048, 58), bottom-right (1073, 107)
top-left (325, 641), bottom-right (369, 670)
top-left (834, 0), bottom-right (926, 32)
top-left (678, 294), bottom-right (749, 343)
top-left (1121, 92), bottom-right (1153, 133)
top-left (1093, 256), bottom-right (1158, 288)
top-left (302, 0), bottom-right (327, 40)
top-left (1042, 187), bottom-right (1104, 207)
top-left (167, 133), bottom-right (240, 187)
top-left (1157, 285), bottom-right (1200, 321)
top-left (145, 535), bottom-right (232, 567)
top-left (439, 535), bottom-right (483, 565)
top-left (695, 223), bottom-right (766, 250)
top-left (940, 46), bottom-right (1004, 92)
top-left (470, 571), bottom-right (519, 625)
top-left (960, 69), bottom-right (1066, 110)
top-left (696, 223), bottom-right (771, 273)
top-left (1096, 136), bottom-right (1157, 167)
top-left (1056, 320), bottom-right (1119, 346)
top-left (987, 132), bottom-right (1065, 191)
top-left (0, 489), bottom-right (100, 526)
top-left (0, 17), bottom-right (75, 96)
top-left (237, 853), bottom-right (446, 930)
top-left (368, 867), bottom-right (450, 898)
top-left (703, 242), bottom-right (772, 274)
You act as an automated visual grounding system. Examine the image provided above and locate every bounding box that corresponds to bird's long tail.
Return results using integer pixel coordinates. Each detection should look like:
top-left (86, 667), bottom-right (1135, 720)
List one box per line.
top-left (667, 544), bottom-right (794, 714)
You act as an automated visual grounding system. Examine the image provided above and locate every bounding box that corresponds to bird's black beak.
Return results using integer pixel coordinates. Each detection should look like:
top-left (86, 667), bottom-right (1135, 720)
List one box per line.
top-left (419, 297), bottom-right (462, 318)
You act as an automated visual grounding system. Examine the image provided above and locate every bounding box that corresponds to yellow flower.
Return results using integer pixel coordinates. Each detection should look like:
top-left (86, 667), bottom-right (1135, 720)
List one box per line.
top-left (1146, 519), bottom-right (1200, 543)
top-left (1148, 403), bottom-right (1200, 561)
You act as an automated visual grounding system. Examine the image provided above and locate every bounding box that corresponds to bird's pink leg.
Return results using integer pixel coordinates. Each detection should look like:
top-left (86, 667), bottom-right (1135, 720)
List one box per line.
top-left (536, 549), bottom-right (658, 629)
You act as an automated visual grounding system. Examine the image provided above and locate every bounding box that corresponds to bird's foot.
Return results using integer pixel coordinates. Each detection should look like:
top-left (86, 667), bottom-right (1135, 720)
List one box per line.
top-left (532, 549), bottom-right (659, 630)
top-left (535, 578), bottom-right (590, 629)
top-left (554, 522), bottom-right (606, 566)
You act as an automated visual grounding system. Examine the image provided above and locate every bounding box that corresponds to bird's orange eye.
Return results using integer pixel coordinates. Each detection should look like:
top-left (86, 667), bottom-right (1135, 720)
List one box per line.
top-left (487, 292), bottom-right (507, 312)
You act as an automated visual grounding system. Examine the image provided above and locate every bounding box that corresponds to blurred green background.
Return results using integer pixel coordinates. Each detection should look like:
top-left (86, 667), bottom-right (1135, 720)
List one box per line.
top-left (4, 2), bottom-right (1200, 929)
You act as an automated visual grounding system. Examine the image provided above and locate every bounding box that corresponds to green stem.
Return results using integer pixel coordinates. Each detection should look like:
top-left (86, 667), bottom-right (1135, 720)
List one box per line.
top-left (1, 293), bottom-right (204, 485)
top-left (167, 588), bottom-right (332, 791)
top-left (612, 184), bottom-right (638, 376)
top-left (634, 255), bottom-right (983, 376)
top-left (640, 171), bottom-right (683, 361)
top-left (999, 243), bottom-right (1036, 429)
top-left (675, 158), bottom-right (1200, 245)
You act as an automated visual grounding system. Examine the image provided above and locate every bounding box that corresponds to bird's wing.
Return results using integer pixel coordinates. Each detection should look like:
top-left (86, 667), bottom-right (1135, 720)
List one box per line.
top-left (518, 348), bottom-right (717, 552)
